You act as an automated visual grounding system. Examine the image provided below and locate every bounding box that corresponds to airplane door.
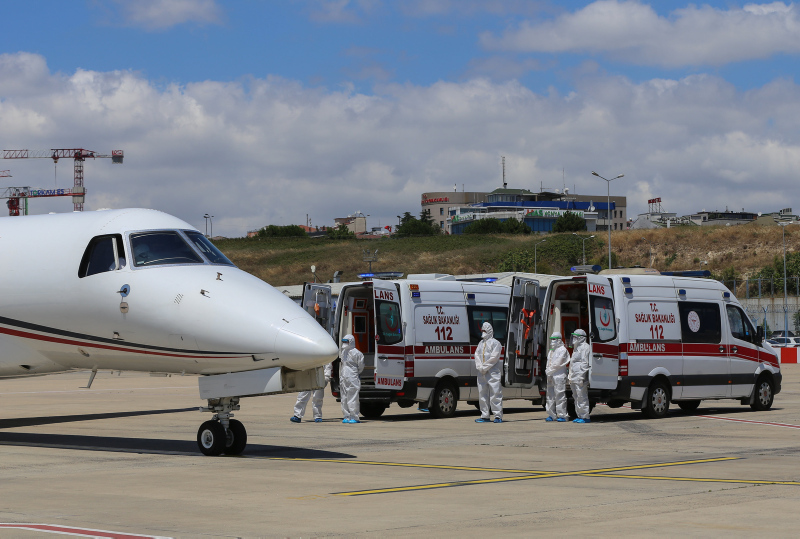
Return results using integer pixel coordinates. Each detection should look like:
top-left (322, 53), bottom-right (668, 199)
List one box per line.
top-left (301, 283), bottom-right (333, 335)
top-left (505, 276), bottom-right (540, 387)
top-left (587, 275), bottom-right (619, 390)
top-left (373, 281), bottom-right (405, 390)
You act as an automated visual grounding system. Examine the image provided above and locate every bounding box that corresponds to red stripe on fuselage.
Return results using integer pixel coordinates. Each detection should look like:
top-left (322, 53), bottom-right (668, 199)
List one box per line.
top-left (0, 324), bottom-right (250, 360)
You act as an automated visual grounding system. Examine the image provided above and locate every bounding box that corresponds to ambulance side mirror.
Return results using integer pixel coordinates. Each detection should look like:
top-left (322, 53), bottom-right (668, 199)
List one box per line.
top-left (756, 326), bottom-right (764, 344)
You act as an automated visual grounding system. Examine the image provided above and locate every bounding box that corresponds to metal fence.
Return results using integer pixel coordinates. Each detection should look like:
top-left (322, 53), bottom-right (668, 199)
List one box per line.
top-left (718, 277), bottom-right (800, 300)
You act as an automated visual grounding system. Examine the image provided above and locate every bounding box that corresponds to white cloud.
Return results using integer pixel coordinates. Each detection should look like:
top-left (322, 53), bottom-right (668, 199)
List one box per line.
top-left (481, 1), bottom-right (800, 67)
top-left (307, 0), bottom-right (382, 24)
top-left (114, 0), bottom-right (223, 30)
top-left (2, 51), bottom-right (800, 238)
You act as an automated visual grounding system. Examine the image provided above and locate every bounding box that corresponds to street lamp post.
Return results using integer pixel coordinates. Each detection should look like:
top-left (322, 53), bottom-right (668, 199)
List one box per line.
top-left (203, 213), bottom-right (214, 238)
top-left (574, 233), bottom-right (595, 265)
top-left (534, 239), bottom-right (546, 273)
top-left (592, 171), bottom-right (624, 269)
top-left (779, 221), bottom-right (791, 337)
top-left (363, 249), bottom-right (379, 274)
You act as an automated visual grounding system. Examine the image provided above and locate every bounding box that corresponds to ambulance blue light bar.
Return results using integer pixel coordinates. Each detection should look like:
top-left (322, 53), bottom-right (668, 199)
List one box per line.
top-left (411, 292), bottom-right (421, 298)
top-left (466, 293), bottom-right (476, 299)
top-left (570, 265), bottom-right (602, 274)
top-left (723, 291), bottom-right (731, 298)
top-left (624, 287), bottom-right (633, 294)
top-left (678, 289), bottom-right (687, 295)
top-left (621, 277), bottom-right (631, 283)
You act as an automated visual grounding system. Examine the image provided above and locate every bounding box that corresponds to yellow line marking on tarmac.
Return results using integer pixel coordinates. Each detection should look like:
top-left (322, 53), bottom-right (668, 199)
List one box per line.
top-left (332, 457), bottom-right (740, 496)
top-left (266, 457), bottom-right (550, 474)
top-left (583, 473), bottom-right (800, 486)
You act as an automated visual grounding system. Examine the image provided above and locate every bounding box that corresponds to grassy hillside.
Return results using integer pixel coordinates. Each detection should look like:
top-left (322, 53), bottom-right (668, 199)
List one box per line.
top-left (215, 223), bottom-right (799, 287)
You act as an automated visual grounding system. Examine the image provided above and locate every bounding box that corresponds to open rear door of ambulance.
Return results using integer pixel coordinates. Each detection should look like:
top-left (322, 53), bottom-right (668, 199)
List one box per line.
top-left (587, 275), bottom-right (619, 389)
top-left (505, 276), bottom-right (540, 386)
top-left (301, 283), bottom-right (334, 336)
top-left (373, 280), bottom-right (405, 390)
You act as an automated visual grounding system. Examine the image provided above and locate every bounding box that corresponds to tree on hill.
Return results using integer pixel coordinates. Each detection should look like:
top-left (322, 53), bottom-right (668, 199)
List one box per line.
top-left (257, 224), bottom-right (308, 238)
top-left (395, 211), bottom-right (439, 237)
top-left (751, 251), bottom-right (800, 295)
top-left (552, 211), bottom-right (586, 233)
top-left (500, 218), bottom-right (531, 234)
top-left (327, 223), bottom-right (356, 240)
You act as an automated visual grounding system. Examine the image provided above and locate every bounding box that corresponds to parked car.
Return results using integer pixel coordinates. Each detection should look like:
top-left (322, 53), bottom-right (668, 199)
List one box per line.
top-left (770, 330), bottom-right (796, 339)
top-left (769, 337), bottom-right (800, 347)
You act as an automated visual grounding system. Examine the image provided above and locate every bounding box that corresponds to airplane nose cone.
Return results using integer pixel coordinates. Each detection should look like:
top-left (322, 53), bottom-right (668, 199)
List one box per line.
top-left (274, 318), bottom-right (338, 369)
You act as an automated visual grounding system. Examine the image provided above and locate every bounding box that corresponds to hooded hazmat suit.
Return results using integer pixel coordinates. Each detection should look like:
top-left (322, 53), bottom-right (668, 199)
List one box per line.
top-left (474, 322), bottom-right (503, 422)
top-left (339, 334), bottom-right (364, 423)
top-left (292, 362), bottom-right (333, 422)
top-left (569, 329), bottom-right (591, 422)
top-left (545, 332), bottom-right (570, 421)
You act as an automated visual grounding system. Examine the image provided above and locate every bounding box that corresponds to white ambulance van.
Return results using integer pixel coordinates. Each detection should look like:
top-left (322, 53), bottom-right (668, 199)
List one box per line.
top-left (327, 275), bottom-right (544, 418)
top-left (513, 273), bottom-right (782, 418)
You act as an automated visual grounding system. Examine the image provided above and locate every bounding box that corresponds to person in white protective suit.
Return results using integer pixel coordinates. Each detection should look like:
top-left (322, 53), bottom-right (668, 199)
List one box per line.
top-left (290, 362), bottom-right (333, 423)
top-left (474, 322), bottom-right (504, 423)
top-left (569, 329), bottom-right (591, 423)
top-left (545, 331), bottom-right (570, 422)
top-left (339, 334), bottom-right (364, 424)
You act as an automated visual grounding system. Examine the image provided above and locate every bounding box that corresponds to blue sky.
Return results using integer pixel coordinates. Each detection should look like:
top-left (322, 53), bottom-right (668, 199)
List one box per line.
top-left (2, 0), bottom-right (800, 239)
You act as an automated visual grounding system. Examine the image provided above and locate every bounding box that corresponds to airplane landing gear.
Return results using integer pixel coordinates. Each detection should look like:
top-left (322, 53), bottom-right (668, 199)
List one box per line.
top-left (197, 397), bottom-right (247, 456)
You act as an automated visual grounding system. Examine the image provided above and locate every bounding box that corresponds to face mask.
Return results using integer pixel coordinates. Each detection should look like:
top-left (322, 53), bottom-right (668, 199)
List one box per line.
top-left (481, 332), bottom-right (487, 340)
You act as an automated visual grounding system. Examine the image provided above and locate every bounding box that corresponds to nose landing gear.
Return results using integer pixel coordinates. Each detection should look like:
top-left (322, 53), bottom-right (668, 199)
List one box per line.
top-left (197, 397), bottom-right (248, 456)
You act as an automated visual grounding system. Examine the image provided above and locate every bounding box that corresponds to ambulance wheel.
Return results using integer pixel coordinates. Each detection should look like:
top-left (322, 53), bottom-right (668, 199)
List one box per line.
top-left (431, 381), bottom-right (458, 418)
top-left (642, 380), bottom-right (670, 419)
top-left (197, 420), bottom-right (226, 456)
top-left (223, 419), bottom-right (247, 456)
top-left (360, 402), bottom-right (387, 419)
top-left (751, 375), bottom-right (774, 411)
top-left (567, 399), bottom-right (577, 420)
top-left (678, 400), bottom-right (701, 412)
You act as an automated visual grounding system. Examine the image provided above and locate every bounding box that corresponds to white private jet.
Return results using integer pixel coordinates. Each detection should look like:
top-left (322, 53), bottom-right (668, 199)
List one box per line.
top-left (0, 209), bottom-right (338, 455)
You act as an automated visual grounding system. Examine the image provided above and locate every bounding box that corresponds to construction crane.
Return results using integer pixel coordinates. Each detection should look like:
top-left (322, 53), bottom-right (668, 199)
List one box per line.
top-left (1, 185), bottom-right (82, 216)
top-left (1, 148), bottom-right (124, 212)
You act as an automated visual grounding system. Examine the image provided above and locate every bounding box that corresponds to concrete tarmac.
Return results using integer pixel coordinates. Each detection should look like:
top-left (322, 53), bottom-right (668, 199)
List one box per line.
top-left (0, 367), bottom-right (798, 538)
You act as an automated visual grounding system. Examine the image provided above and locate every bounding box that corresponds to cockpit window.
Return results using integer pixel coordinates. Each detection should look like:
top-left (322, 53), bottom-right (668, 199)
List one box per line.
top-left (184, 231), bottom-right (234, 266)
top-left (130, 231), bottom-right (204, 267)
top-left (79, 235), bottom-right (126, 278)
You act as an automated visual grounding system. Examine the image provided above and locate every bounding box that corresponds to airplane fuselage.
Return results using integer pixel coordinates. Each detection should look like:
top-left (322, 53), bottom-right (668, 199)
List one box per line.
top-left (0, 209), bottom-right (337, 378)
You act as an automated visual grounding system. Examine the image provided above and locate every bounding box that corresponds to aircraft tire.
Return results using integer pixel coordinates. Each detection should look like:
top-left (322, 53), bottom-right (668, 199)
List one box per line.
top-left (197, 420), bottom-right (226, 456)
top-left (223, 419), bottom-right (247, 455)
